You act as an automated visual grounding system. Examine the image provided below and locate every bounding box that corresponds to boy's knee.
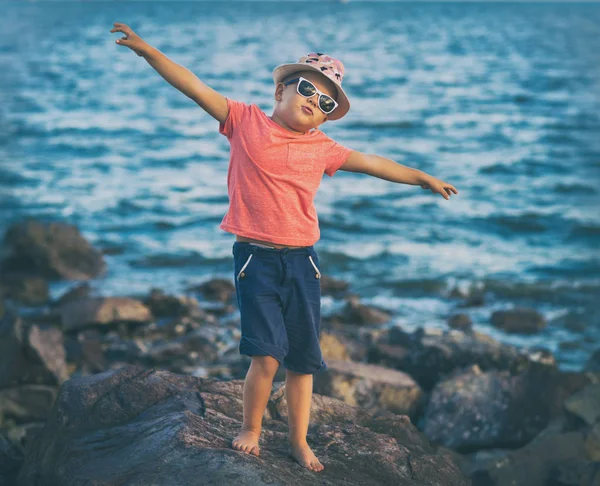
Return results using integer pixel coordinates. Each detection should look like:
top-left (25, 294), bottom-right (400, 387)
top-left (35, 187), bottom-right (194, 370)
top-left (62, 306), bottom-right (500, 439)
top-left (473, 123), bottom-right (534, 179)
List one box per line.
top-left (250, 355), bottom-right (280, 376)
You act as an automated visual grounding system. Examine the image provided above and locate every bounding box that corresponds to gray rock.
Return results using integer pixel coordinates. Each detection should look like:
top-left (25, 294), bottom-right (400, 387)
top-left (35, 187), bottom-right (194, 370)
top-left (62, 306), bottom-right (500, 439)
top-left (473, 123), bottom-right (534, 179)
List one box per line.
top-left (368, 327), bottom-right (539, 390)
top-left (328, 295), bottom-right (392, 327)
top-left (0, 385), bottom-right (57, 425)
top-left (314, 359), bottom-right (424, 419)
top-left (448, 313), bottom-right (473, 332)
top-left (188, 278), bottom-right (235, 303)
top-left (564, 383), bottom-right (600, 425)
top-left (423, 366), bottom-right (592, 452)
top-left (0, 273), bottom-right (49, 306)
top-left (0, 309), bottom-right (68, 388)
top-left (467, 421), bottom-right (600, 486)
top-left (0, 219), bottom-right (106, 280)
top-left (60, 297), bottom-right (152, 332)
top-left (1, 432), bottom-right (23, 486)
top-left (490, 307), bottom-right (546, 334)
top-left (17, 365), bottom-right (468, 486)
top-left (143, 288), bottom-right (203, 318)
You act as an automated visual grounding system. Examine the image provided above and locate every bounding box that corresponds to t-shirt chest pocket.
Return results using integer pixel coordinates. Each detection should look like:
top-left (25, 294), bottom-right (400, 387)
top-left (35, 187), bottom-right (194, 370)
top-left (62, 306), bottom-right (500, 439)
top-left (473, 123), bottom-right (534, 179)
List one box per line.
top-left (286, 142), bottom-right (316, 174)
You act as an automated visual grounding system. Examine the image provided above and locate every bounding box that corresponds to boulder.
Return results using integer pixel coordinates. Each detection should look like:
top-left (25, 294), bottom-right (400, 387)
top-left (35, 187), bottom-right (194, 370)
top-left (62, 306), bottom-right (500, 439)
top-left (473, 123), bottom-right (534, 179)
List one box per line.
top-left (59, 297), bottom-right (152, 332)
top-left (0, 273), bottom-right (49, 306)
top-left (490, 307), bottom-right (546, 334)
top-left (1, 432), bottom-right (23, 486)
top-left (0, 385), bottom-right (57, 425)
top-left (17, 365), bottom-right (469, 486)
top-left (313, 359), bottom-right (423, 418)
top-left (0, 308), bottom-right (68, 388)
top-left (143, 288), bottom-right (203, 318)
top-left (448, 313), bottom-right (472, 332)
top-left (187, 278), bottom-right (235, 303)
top-left (423, 366), bottom-right (592, 452)
top-left (565, 383), bottom-right (600, 426)
top-left (368, 327), bottom-right (549, 390)
top-left (327, 295), bottom-right (392, 327)
top-left (0, 219), bottom-right (106, 280)
top-left (467, 421), bottom-right (600, 486)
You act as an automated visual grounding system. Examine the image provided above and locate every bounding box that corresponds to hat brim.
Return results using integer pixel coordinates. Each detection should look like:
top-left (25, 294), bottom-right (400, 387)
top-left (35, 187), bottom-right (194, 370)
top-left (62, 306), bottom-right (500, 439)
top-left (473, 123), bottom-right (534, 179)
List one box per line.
top-left (272, 64), bottom-right (350, 121)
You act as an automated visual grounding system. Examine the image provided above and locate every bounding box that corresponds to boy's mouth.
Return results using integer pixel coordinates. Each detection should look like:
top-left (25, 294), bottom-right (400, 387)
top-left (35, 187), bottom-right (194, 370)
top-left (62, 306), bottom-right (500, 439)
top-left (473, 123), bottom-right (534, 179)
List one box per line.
top-left (302, 106), bottom-right (313, 116)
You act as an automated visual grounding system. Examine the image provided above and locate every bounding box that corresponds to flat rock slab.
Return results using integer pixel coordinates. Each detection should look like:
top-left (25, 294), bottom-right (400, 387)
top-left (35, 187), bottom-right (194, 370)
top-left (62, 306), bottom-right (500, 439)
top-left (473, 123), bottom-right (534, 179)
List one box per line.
top-left (17, 365), bottom-right (468, 486)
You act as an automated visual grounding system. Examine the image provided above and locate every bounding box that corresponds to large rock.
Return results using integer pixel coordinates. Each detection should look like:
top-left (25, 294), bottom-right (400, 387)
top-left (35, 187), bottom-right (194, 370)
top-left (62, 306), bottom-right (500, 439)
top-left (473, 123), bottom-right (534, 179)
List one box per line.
top-left (0, 385), bottom-right (57, 425)
top-left (369, 327), bottom-right (550, 390)
top-left (423, 366), bottom-right (592, 452)
top-left (467, 420), bottom-right (600, 486)
top-left (0, 219), bottom-right (106, 280)
top-left (0, 273), bottom-right (49, 306)
top-left (314, 359), bottom-right (423, 418)
top-left (1, 433), bottom-right (23, 486)
top-left (490, 307), bottom-right (546, 334)
top-left (17, 365), bottom-right (469, 486)
top-left (60, 297), bottom-right (152, 332)
top-left (0, 308), bottom-right (68, 388)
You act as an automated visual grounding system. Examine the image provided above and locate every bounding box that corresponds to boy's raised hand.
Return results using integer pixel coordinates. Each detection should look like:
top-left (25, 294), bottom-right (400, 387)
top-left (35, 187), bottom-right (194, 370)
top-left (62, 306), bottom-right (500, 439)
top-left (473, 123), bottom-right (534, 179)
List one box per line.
top-left (110, 22), bottom-right (149, 57)
top-left (420, 176), bottom-right (458, 200)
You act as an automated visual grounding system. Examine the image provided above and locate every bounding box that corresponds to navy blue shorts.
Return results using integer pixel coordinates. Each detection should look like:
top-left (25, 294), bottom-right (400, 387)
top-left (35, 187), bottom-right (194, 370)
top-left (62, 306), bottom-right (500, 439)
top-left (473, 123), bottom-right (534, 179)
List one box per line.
top-left (232, 241), bottom-right (327, 374)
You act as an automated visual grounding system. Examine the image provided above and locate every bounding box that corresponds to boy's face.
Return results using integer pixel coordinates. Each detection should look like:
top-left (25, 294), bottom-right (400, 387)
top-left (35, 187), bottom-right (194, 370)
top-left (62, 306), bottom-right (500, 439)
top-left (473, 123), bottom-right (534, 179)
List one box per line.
top-left (273, 70), bottom-right (338, 134)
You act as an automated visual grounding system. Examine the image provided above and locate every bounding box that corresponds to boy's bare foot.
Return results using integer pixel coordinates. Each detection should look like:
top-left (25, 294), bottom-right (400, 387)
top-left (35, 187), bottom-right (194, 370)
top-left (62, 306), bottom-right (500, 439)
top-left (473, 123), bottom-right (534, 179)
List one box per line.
top-left (231, 428), bottom-right (260, 456)
top-left (288, 441), bottom-right (324, 472)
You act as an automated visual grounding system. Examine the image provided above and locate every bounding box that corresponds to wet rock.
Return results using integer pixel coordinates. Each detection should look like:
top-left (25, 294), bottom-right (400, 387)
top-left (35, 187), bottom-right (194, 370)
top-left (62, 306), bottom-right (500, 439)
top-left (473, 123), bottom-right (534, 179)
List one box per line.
top-left (585, 349), bottom-right (600, 372)
top-left (64, 332), bottom-right (106, 374)
top-left (188, 278), bottom-right (235, 303)
top-left (448, 313), bottom-right (473, 332)
top-left (320, 332), bottom-right (351, 361)
top-left (0, 273), bottom-right (49, 306)
top-left (0, 309), bottom-right (68, 388)
top-left (60, 297), bottom-right (152, 332)
top-left (0, 219), bottom-right (106, 280)
top-left (423, 366), bottom-right (592, 452)
top-left (565, 383), bottom-right (600, 425)
top-left (320, 275), bottom-right (350, 298)
top-left (313, 359), bottom-right (424, 419)
top-left (368, 327), bottom-right (538, 390)
top-left (1, 432), bottom-right (23, 486)
top-left (0, 385), bottom-right (57, 424)
top-left (490, 307), bottom-right (546, 334)
top-left (328, 295), bottom-right (392, 327)
top-left (468, 421), bottom-right (600, 486)
top-left (143, 288), bottom-right (203, 318)
top-left (17, 365), bottom-right (469, 486)
top-left (53, 282), bottom-right (92, 308)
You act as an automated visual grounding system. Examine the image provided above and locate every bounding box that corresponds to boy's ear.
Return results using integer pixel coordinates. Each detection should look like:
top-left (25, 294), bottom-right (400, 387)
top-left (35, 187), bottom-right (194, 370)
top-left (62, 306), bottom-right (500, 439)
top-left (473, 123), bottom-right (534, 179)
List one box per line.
top-left (274, 83), bottom-right (284, 101)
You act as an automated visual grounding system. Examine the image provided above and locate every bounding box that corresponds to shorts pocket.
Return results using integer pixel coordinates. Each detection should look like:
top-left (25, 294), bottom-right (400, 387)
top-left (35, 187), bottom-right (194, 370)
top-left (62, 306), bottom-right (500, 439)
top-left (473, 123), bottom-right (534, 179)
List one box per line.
top-left (237, 253), bottom-right (254, 281)
top-left (308, 254), bottom-right (322, 279)
top-left (286, 142), bottom-right (316, 173)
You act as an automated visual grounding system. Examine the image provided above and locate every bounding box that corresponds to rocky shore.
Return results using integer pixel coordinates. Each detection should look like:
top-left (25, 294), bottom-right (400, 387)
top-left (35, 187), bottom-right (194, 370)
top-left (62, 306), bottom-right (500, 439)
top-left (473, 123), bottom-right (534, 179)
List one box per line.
top-left (1, 218), bottom-right (599, 485)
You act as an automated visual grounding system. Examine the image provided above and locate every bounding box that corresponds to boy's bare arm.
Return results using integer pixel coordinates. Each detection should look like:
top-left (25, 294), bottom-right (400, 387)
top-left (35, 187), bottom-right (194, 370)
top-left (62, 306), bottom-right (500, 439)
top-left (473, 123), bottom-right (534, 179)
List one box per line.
top-left (110, 22), bottom-right (228, 124)
top-left (340, 150), bottom-right (459, 200)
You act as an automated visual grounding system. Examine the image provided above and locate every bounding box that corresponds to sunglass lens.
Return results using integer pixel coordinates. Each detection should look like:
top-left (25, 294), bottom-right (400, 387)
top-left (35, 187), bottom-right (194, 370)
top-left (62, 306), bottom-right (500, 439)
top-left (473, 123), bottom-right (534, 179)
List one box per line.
top-left (319, 96), bottom-right (336, 114)
top-left (298, 80), bottom-right (316, 97)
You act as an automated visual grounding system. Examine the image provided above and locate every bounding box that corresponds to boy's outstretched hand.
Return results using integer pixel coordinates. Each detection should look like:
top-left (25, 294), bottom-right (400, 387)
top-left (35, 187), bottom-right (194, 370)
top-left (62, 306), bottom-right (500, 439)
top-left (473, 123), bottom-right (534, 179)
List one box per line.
top-left (420, 175), bottom-right (458, 200)
top-left (110, 22), bottom-right (149, 57)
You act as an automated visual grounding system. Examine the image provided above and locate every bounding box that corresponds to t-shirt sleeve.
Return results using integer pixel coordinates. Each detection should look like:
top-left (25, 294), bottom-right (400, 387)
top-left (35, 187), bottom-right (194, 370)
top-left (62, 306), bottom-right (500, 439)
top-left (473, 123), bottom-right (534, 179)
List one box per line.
top-left (218, 97), bottom-right (250, 139)
top-left (323, 139), bottom-right (354, 177)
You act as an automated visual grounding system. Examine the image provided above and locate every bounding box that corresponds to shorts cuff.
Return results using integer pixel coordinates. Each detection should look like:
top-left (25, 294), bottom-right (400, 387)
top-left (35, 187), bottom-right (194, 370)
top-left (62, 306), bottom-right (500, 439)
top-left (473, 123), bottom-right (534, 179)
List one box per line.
top-left (239, 336), bottom-right (286, 365)
top-left (284, 359), bottom-right (328, 375)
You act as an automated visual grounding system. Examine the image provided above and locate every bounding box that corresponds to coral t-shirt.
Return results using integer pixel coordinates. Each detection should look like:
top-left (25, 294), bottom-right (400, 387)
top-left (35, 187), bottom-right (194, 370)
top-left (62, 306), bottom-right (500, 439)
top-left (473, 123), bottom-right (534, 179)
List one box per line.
top-left (218, 98), bottom-right (353, 246)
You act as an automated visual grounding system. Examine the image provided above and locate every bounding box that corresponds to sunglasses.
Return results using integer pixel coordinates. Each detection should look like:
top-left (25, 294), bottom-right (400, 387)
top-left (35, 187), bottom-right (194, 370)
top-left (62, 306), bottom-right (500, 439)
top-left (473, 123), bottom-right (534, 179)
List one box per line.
top-left (283, 76), bottom-right (339, 115)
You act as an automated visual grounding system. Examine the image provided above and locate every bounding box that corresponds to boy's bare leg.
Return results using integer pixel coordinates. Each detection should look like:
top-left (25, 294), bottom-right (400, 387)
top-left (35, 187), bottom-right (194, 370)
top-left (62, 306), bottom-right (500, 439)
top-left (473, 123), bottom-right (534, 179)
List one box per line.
top-left (231, 355), bottom-right (280, 456)
top-left (285, 369), bottom-right (324, 472)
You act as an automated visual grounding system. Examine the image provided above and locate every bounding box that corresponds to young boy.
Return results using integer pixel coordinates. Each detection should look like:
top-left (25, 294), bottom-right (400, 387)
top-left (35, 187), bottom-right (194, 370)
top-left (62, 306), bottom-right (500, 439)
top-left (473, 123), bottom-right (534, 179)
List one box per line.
top-left (111, 22), bottom-right (458, 473)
